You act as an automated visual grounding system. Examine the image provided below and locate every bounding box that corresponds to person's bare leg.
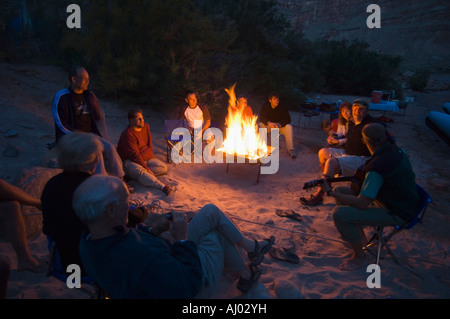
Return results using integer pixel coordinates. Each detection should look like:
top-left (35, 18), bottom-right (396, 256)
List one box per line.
top-left (318, 148), bottom-right (332, 172)
top-left (237, 237), bottom-right (271, 256)
top-left (339, 241), bottom-right (369, 271)
top-left (0, 201), bottom-right (43, 272)
top-left (0, 179), bottom-right (41, 209)
top-left (307, 157), bottom-right (341, 198)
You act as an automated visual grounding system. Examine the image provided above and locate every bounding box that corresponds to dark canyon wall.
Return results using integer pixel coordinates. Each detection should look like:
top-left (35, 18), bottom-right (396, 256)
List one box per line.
top-left (276, 0), bottom-right (450, 72)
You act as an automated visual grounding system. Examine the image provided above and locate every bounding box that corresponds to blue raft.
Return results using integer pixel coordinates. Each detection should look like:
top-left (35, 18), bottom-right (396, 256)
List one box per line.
top-left (426, 110), bottom-right (450, 145)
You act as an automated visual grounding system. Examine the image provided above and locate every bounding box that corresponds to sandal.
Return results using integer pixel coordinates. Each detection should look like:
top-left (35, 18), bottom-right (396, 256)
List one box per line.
top-left (248, 236), bottom-right (275, 267)
top-left (269, 247), bottom-right (300, 264)
top-left (236, 266), bottom-right (261, 293)
top-left (276, 209), bottom-right (303, 221)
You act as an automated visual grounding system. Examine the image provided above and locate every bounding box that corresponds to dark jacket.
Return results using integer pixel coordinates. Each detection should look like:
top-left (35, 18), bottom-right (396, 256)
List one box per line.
top-left (364, 142), bottom-right (419, 221)
top-left (52, 87), bottom-right (104, 141)
top-left (345, 114), bottom-right (379, 156)
top-left (259, 102), bottom-right (291, 127)
top-left (79, 227), bottom-right (203, 299)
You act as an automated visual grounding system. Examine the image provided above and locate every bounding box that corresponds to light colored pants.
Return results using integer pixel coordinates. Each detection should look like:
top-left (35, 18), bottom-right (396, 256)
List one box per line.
top-left (95, 137), bottom-right (125, 178)
top-left (123, 159), bottom-right (167, 189)
top-left (187, 204), bottom-right (246, 298)
top-left (320, 148), bottom-right (367, 176)
top-left (332, 186), bottom-right (405, 243)
top-left (258, 123), bottom-right (295, 151)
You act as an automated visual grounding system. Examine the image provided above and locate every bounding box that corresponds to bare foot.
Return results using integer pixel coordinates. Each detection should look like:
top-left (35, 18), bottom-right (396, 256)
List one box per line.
top-left (338, 254), bottom-right (369, 271)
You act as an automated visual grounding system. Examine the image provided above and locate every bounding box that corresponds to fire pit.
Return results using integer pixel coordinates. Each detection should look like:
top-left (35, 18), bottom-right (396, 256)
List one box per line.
top-left (216, 84), bottom-right (274, 184)
top-left (220, 147), bottom-right (274, 185)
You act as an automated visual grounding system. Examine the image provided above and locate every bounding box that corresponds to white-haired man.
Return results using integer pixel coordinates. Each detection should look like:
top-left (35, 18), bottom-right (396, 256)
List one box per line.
top-left (73, 175), bottom-right (275, 298)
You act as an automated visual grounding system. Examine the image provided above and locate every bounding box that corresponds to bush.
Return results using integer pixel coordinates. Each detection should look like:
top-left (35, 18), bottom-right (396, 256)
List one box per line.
top-left (26, 0), bottom-right (403, 113)
top-left (407, 70), bottom-right (430, 92)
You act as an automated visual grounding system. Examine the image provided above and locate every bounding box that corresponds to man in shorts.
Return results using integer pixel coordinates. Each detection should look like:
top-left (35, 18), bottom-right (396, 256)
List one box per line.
top-left (300, 99), bottom-right (380, 206)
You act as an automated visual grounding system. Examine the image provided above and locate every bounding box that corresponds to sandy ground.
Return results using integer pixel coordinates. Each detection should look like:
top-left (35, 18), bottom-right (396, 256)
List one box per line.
top-left (0, 62), bottom-right (449, 299)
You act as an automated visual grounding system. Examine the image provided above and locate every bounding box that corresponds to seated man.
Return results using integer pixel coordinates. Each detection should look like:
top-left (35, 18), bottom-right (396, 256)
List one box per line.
top-left (258, 92), bottom-right (296, 159)
top-left (52, 66), bottom-right (125, 182)
top-left (0, 179), bottom-right (44, 273)
top-left (117, 109), bottom-right (174, 196)
top-left (237, 95), bottom-right (254, 119)
top-left (41, 132), bottom-right (147, 276)
top-left (73, 175), bottom-right (275, 298)
top-left (178, 91), bottom-right (214, 143)
top-left (300, 99), bottom-right (380, 205)
top-left (320, 123), bottom-right (419, 271)
top-left (41, 132), bottom-right (105, 276)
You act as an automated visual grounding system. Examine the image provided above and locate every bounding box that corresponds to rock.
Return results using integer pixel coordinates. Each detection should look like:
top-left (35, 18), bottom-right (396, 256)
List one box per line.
top-left (13, 166), bottom-right (62, 239)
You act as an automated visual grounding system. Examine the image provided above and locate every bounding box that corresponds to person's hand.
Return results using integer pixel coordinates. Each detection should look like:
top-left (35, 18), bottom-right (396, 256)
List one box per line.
top-left (268, 122), bottom-right (281, 129)
top-left (149, 213), bottom-right (171, 236)
top-left (170, 212), bottom-right (188, 241)
top-left (327, 136), bottom-right (339, 145)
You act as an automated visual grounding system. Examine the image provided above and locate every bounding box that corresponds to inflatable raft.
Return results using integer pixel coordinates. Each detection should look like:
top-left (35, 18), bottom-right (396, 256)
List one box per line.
top-left (426, 111), bottom-right (450, 145)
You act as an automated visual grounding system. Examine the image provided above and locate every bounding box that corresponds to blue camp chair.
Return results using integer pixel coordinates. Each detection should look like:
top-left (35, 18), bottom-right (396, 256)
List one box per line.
top-left (164, 119), bottom-right (206, 163)
top-left (365, 184), bottom-right (433, 266)
top-left (46, 236), bottom-right (107, 299)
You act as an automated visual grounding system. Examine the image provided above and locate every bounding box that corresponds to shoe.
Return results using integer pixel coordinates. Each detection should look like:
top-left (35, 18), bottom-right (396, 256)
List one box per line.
top-left (299, 190), bottom-right (324, 206)
top-left (248, 236), bottom-right (275, 267)
top-left (162, 185), bottom-right (175, 196)
top-left (236, 266), bottom-right (262, 293)
top-left (288, 149), bottom-right (297, 159)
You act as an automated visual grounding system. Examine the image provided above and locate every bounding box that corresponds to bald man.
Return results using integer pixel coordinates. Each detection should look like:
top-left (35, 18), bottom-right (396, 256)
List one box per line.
top-left (51, 66), bottom-right (126, 181)
top-left (321, 123), bottom-right (419, 271)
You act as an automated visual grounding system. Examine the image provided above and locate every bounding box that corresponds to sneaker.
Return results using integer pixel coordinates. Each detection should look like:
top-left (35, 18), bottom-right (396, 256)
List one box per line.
top-left (299, 190), bottom-right (324, 206)
top-left (288, 149), bottom-right (297, 159)
top-left (162, 185), bottom-right (175, 196)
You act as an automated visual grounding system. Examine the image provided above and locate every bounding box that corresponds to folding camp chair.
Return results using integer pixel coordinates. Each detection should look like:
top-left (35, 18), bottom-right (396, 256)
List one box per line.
top-left (46, 236), bottom-right (107, 299)
top-left (164, 119), bottom-right (198, 163)
top-left (364, 184), bottom-right (432, 266)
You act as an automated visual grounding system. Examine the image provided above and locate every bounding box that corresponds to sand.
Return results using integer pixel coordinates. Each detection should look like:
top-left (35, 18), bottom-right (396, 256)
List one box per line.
top-left (0, 62), bottom-right (449, 300)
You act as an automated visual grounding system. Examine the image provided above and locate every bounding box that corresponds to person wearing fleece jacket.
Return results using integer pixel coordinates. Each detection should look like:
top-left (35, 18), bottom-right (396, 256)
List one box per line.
top-left (117, 108), bottom-right (174, 196)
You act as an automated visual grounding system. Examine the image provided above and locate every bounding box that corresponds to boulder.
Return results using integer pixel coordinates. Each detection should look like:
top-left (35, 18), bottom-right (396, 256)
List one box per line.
top-left (14, 166), bottom-right (62, 239)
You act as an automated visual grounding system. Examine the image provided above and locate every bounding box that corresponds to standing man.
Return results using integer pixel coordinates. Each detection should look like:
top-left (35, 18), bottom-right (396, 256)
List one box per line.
top-left (179, 91), bottom-right (214, 143)
top-left (51, 66), bottom-right (125, 181)
top-left (321, 123), bottom-right (419, 271)
top-left (117, 109), bottom-right (174, 196)
top-left (259, 92), bottom-right (296, 159)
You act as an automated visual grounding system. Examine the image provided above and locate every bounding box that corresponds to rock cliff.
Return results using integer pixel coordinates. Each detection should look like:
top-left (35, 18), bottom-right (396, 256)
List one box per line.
top-left (276, 0), bottom-right (450, 72)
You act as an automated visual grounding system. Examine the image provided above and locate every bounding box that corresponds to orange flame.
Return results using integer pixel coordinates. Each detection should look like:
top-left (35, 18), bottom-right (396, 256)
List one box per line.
top-left (218, 84), bottom-right (269, 160)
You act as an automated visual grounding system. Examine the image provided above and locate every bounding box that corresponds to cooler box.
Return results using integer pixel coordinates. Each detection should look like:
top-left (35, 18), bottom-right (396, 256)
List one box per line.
top-left (371, 91), bottom-right (382, 103)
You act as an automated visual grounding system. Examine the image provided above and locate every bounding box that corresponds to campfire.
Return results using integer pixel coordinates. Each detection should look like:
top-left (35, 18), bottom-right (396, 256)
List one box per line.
top-left (217, 84), bottom-right (272, 161)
